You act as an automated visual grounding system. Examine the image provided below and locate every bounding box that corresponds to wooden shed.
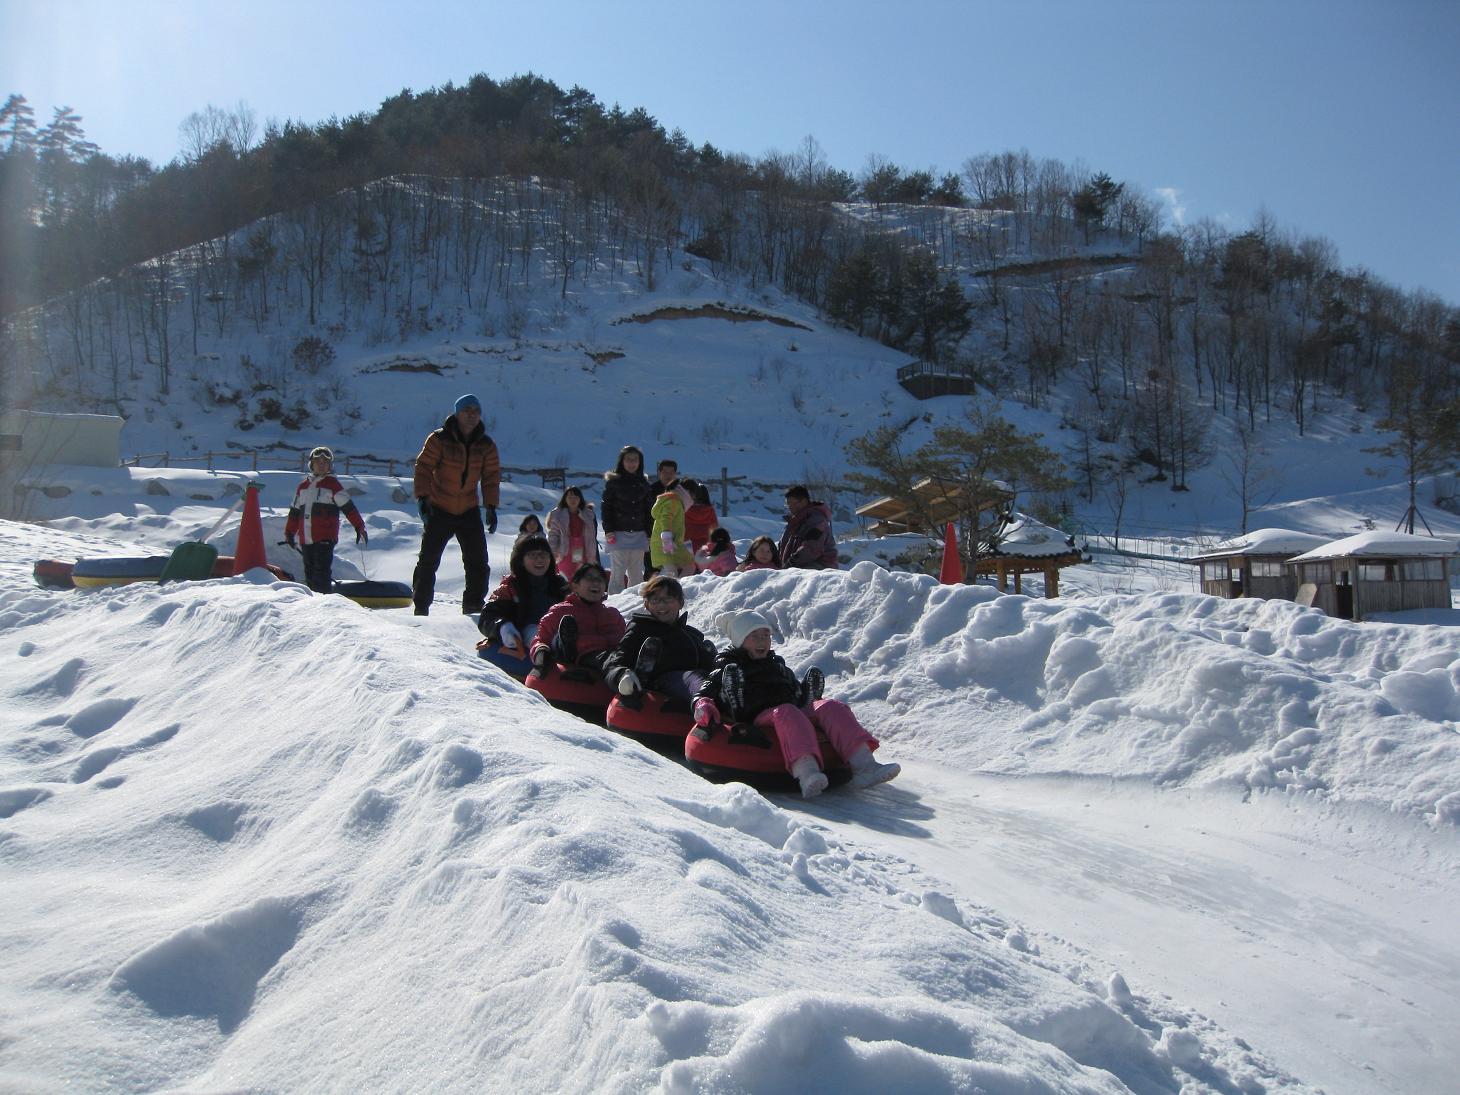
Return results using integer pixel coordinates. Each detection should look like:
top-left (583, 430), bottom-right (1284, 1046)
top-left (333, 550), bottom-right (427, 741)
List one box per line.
top-left (1286, 531), bottom-right (1458, 621)
top-left (1190, 528), bottom-right (1329, 601)
top-left (970, 513), bottom-right (1084, 598)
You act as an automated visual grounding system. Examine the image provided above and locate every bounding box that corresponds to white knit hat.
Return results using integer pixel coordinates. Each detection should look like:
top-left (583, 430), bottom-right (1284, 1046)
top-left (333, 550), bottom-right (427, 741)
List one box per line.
top-left (717, 609), bottom-right (772, 649)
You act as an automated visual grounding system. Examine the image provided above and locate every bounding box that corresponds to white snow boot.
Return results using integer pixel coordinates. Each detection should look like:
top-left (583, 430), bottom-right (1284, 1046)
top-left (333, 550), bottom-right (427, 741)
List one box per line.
top-left (848, 746), bottom-right (900, 789)
top-left (790, 755), bottom-right (829, 799)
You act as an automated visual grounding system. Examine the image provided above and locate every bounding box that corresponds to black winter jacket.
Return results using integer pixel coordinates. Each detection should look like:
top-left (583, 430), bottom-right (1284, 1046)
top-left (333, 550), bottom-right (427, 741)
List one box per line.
top-left (601, 470), bottom-right (655, 536)
top-left (478, 572), bottom-right (570, 640)
top-left (696, 647), bottom-right (802, 721)
top-left (604, 609), bottom-right (716, 687)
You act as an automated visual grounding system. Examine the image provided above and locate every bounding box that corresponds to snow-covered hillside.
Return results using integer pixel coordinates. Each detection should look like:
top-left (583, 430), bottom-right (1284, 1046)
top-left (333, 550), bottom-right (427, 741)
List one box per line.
top-left (9, 179), bottom-right (1456, 548)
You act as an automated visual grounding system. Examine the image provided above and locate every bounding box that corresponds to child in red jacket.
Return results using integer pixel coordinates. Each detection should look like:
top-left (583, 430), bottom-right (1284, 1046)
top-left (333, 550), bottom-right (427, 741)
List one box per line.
top-left (285, 446), bottom-right (367, 593)
top-left (530, 563), bottom-right (626, 677)
top-left (682, 479), bottom-right (719, 556)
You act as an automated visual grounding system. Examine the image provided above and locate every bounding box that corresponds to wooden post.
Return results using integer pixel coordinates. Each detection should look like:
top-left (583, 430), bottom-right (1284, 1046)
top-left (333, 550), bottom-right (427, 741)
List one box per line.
top-left (251, 451), bottom-right (258, 472)
top-left (720, 466), bottom-right (729, 514)
top-left (206, 451), bottom-right (214, 472)
top-left (1046, 566), bottom-right (1059, 598)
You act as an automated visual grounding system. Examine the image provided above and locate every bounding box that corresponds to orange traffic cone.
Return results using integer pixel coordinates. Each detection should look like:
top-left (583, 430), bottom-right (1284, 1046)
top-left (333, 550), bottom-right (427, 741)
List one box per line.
top-left (232, 482), bottom-right (269, 575)
top-left (939, 521), bottom-right (964, 585)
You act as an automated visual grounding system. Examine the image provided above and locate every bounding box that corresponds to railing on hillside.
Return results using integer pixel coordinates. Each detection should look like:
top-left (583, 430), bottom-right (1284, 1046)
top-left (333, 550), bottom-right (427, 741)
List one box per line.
top-left (121, 451), bottom-right (855, 514)
top-left (896, 360), bottom-right (981, 399)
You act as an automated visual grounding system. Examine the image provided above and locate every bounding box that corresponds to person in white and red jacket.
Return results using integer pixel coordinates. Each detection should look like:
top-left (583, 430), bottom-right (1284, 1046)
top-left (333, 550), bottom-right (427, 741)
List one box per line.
top-left (285, 446), bottom-right (367, 594)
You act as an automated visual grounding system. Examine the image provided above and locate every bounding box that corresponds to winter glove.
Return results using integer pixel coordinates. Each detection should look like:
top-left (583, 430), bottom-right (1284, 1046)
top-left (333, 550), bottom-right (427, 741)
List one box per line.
top-left (616, 670), bottom-right (640, 695)
top-left (482, 504), bottom-right (498, 534)
top-left (417, 497), bottom-right (433, 522)
top-left (286, 537), bottom-right (297, 551)
top-left (498, 622), bottom-right (522, 651)
top-left (660, 531), bottom-right (676, 554)
top-left (605, 532), bottom-right (616, 546)
top-left (355, 527), bottom-right (367, 545)
top-left (692, 698), bottom-right (721, 728)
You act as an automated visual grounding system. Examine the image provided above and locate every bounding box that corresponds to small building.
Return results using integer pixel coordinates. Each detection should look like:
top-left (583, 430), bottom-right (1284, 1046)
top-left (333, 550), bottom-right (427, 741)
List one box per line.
top-left (1190, 528), bottom-right (1330, 601)
top-left (970, 513), bottom-right (1084, 598)
top-left (0, 410), bottom-right (125, 520)
top-left (1286, 531), bottom-right (1459, 620)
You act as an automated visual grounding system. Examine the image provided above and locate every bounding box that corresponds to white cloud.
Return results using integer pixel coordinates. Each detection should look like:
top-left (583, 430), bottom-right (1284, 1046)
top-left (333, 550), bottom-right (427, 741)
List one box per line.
top-left (1154, 186), bottom-right (1186, 227)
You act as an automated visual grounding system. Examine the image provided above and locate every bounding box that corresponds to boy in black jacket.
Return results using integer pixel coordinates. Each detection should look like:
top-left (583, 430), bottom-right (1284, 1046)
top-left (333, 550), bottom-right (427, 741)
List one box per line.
top-left (603, 575), bottom-right (715, 708)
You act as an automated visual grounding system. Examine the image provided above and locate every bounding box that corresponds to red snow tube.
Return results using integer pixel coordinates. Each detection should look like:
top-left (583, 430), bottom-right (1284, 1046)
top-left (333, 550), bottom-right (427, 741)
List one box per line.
top-left (524, 664), bottom-right (614, 724)
top-left (33, 559), bottom-right (76, 589)
top-left (684, 720), bottom-right (852, 788)
top-left (605, 691), bottom-right (694, 742)
top-left (212, 555), bottom-right (294, 582)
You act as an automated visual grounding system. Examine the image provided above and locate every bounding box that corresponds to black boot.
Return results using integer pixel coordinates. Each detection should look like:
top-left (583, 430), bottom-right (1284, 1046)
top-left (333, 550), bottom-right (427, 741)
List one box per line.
top-left (634, 637), bottom-right (661, 683)
top-left (799, 667), bottom-right (824, 704)
top-left (557, 616), bottom-right (579, 664)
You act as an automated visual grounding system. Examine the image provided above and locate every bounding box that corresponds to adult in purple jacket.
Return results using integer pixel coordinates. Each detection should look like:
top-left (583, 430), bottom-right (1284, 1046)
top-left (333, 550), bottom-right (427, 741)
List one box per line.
top-left (777, 484), bottom-right (838, 570)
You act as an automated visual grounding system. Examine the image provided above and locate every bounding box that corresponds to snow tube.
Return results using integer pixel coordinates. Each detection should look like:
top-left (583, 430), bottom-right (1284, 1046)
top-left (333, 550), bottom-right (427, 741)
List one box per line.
top-left (334, 579), bottom-right (412, 609)
top-left (477, 640), bottom-right (532, 681)
top-left (71, 555), bottom-right (173, 588)
top-left (684, 720), bottom-right (852, 789)
top-left (605, 691), bottom-right (694, 742)
top-left (33, 559), bottom-right (76, 590)
top-left (71, 555), bottom-right (292, 588)
top-left (524, 664), bottom-right (614, 724)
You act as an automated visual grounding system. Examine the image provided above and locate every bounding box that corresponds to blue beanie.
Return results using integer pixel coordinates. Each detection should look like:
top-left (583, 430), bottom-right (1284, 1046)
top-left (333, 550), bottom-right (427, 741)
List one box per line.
top-left (455, 394), bottom-right (481, 413)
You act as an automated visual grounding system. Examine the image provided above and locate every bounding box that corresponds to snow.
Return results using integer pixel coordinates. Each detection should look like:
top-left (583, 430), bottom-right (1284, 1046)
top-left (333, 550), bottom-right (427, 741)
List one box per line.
top-left (993, 514), bottom-right (1077, 558)
top-left (1287, 530), bottom-right (1460, 562)
top-left (1190, 528), bottom-right (1331, 559)
top-left (4, 493), bottom-right (1460, 1093)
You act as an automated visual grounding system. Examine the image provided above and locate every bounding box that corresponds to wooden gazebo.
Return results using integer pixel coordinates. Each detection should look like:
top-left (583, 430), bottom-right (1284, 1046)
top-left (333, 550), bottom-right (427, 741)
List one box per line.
top-left (970, 514), bottom-right (1084, 597)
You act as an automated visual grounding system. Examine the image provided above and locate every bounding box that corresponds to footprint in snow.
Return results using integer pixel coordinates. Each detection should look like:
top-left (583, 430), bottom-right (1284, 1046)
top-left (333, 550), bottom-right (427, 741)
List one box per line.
top-left (180, 801), bottom-right (255, 842)
top-left (19, 656), bottom-right (85, 700)
top-left (0, 786), bottom-right (54, 819)
top-left (110, 894), bottom-right (308, 1034)
top-left (70, 724), bottom-right (179, 783)
top-left (65, 696), bottom-right (140, 739)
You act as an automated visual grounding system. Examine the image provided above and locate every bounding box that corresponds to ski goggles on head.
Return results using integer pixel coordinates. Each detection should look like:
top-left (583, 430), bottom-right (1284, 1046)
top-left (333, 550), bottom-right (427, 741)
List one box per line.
top-left (309, 447), bottom-right (334, 462)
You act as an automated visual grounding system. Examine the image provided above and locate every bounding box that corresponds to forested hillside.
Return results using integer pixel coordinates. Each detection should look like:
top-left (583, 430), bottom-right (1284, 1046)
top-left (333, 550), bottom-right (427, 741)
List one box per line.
top-left (2, 73), bottom-right (1456, 516)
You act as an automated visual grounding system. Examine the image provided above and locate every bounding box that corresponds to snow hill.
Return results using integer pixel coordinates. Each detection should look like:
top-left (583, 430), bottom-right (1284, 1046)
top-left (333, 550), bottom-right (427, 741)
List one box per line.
top-left (3, 472), bottom-right (1460, 1091)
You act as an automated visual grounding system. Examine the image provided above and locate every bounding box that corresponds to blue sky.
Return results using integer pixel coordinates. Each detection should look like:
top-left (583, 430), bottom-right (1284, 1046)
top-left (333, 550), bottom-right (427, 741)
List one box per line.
top-left (4, 0), bottom-right (1457, 304)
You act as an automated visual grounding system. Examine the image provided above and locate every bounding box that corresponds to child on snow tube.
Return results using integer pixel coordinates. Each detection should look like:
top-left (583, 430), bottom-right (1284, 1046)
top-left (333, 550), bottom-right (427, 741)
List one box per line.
top-left (476, 535), bottom-right (570, 672)
top-left (694, 609), bottom-right (900, 799)
top-left (602, 575), bottom-right (716, 708)
top-left (529, 563), bottom-right (626, 679)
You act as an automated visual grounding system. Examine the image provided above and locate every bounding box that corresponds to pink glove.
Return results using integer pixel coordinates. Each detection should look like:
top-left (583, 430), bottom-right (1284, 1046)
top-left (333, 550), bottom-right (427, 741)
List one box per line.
top-left (660, 531), bottom-right (675, 554)
top-left (693, 698), bottom-right (721, 728)
top-left (605, 532), bottom-right (616, 546)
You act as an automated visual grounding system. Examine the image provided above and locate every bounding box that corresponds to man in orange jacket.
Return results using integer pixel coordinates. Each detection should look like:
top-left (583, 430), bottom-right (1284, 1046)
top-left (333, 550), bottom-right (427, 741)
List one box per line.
top-left (412, 394), bottom-right (501, 615)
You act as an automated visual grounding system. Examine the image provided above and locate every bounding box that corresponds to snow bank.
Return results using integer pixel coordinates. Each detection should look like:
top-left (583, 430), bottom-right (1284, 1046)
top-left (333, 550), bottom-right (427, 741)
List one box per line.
top-left (675, 564), bottom-right (1460, 824)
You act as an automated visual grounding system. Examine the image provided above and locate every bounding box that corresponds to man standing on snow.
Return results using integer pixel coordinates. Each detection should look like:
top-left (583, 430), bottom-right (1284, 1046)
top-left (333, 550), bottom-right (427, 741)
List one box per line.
top-left (411, 394), bottom-right (501, 616)
top-left (778, 484), bottom-right (838, 570)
